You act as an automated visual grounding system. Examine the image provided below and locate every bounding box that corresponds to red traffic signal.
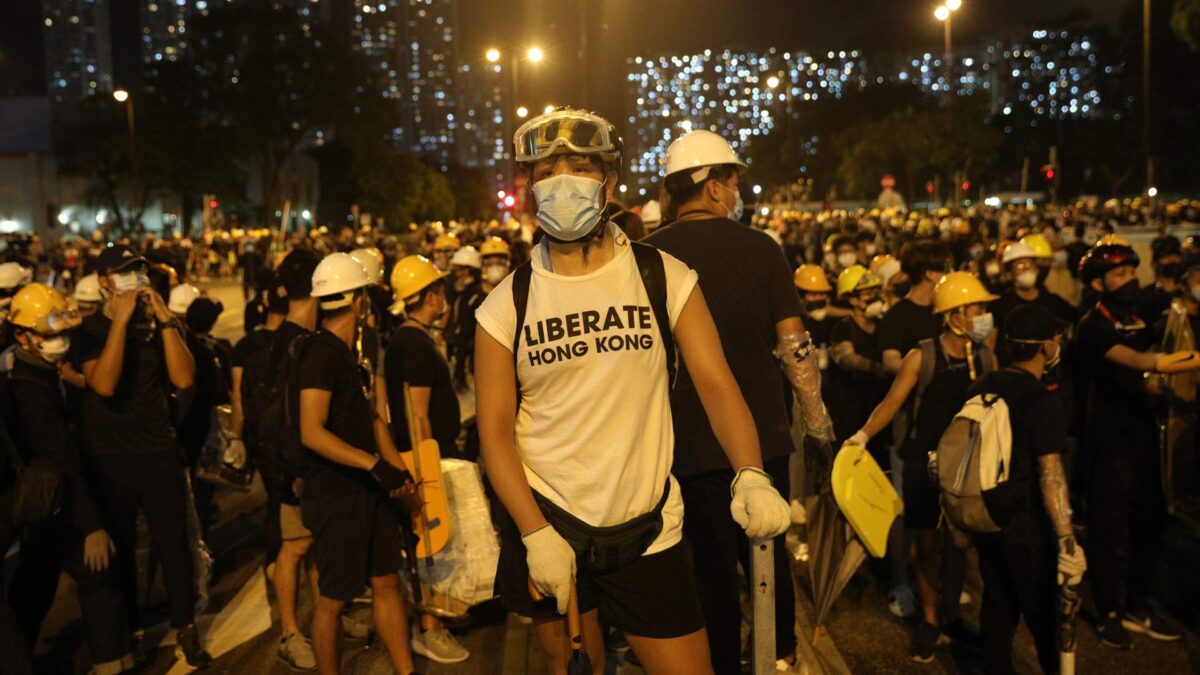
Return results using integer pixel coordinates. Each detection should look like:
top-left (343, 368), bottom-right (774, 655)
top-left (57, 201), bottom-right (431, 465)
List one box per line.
top-left (209, 199), bottom-right (219, 209)
top-left (925, 182), bottom-right (935, 194)
top-left (503, 195), bottom-right (516, 209)
top-left (961, 181), bottom-right (971, 191)
top-left (1040, 164), bottom-right (1055, 181)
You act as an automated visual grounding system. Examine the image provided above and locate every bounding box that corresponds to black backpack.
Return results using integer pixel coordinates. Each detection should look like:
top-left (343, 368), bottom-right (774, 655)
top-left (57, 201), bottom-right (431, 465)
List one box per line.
top-left (239, 330), bottom-right (275, 446)
top-left (276, 331), bottom-right (353, 479)
top-left (510, 241), bottom-right (676, 388)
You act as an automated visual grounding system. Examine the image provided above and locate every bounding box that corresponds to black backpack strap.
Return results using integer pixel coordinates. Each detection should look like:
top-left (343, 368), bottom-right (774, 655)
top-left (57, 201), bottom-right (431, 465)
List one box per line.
top-left (510, 261), bottom-right (533, 399)
top-left (630, 242), bottom-right (677, 387)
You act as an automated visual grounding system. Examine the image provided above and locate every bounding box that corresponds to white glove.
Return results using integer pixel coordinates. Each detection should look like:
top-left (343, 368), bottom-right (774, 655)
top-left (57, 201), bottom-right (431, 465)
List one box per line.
top-left (223, 439), bottom-right (247, 470)
top-left (1058, 537), bottom-right (1087, 586)
top-left (730, 468), bottom-right (792, 539)
top-left (522, 525), bottom-right (576, 614)
top-left (844, 430), bottom-right (869, 449)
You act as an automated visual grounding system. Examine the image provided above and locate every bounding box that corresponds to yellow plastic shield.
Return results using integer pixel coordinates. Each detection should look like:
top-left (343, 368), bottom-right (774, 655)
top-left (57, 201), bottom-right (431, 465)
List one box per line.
top-left (831, 444), bottom-right (903, 558)
top-left (400, 439), bottom-right (452, 558)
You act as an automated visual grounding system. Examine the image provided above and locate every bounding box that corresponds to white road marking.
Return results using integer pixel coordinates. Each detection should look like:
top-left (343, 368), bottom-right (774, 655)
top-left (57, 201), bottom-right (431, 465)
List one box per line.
top-left (165, 571), bottom-right (271, 674)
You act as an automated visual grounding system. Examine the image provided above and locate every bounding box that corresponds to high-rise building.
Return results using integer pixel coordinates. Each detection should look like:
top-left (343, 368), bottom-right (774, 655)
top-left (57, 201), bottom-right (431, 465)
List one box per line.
top-left (988, 29), bottom-right (1105, 121)
top-left (455, 60), bottom-right (507, 188)
top-left (399, 0), bottom-right (458, 170)
top-left (141, 0), bottom-right (191, 69)
top-left (42, 0), bottom-right (114, 109)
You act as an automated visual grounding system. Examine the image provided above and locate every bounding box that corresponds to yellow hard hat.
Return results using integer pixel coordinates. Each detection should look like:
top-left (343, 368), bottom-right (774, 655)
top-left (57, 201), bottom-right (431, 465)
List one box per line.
top-left (433, 233), bottom-right (460, 252)
top-left (933, 272), bottom-right (999, 314)
top-left (1095, 234), bottom-right (1130, 248)
top-left (8, 283), bottom-right (80, 334)
top-left (936, 207), bottom-right (951, 217)
top-left (793, 264), bottom-right (832, 293)
top-left (837, 265), bottom-right (882, 298)
top-left (1020, 233), bottom-right (1053, 258)
top-left (389, 255), bottom-right (447, 314)
top-left (479, 236), bottom-right (510, 258)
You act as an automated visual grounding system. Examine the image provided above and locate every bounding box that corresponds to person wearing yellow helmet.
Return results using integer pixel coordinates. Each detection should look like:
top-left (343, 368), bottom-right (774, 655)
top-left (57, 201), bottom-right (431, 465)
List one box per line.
top-left (847, 271), bottom-right (998, 662)
top-left (990, 241), bottom-right (1076, 340)
top-left (478, 236), bottom-right (511, 289)
top-left (431, 233), bottom-right (460, 274)
top-left (829, 266), bottom-right (888, 440)
top-left (1, 284), bottom-right (137, 675)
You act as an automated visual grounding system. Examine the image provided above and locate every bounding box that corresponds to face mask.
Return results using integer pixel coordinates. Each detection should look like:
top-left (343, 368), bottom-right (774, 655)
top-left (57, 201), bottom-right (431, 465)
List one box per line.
top-left (35, 335), bottom-right (71, 364)
top-left (1103, 278), bottom-right (1141, 308)
top-left (715, 181), bottom-right (743, 221)
top-left (111, 270), bottom-right (149, 293)
top-left (532, 174), bottom-right (605, 241)
top-left (969, 247), bottom-right (984, 260)
top-left (966, 312), bottom-right (993, 343)
top-left (806, 301), bottom-right (828, 322)
top-left (1053, 250), bottom-right (1068, 266)
top-left (837, 252), bottom-right (858, 269)
top-left (865, 244), bottom-right (878, 257)
top-left (484, 263), bottom-right (508, 285)
top-left (1015, 270), bottom-right (1038, 290)
top-left (985, 262), bottom-right (1001, 278)
top-left (864, 300), bottom-right (886, 319)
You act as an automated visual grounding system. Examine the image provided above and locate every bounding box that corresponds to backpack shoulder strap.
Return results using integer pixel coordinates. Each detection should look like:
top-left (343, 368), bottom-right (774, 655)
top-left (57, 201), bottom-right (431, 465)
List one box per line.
top-left (511, 261), bottom-right (533, 358)
top-left (917, 338), bottom-right (938, 394)
top-left (630, 241), bottom-right (677, 386)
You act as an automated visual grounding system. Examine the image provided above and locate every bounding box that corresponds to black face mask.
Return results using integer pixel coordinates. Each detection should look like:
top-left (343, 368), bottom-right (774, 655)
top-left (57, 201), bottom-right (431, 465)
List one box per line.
top-left (1103, 278), bottom-right (1141, 310)
top-left (892, 279), bottom-right (913, 297)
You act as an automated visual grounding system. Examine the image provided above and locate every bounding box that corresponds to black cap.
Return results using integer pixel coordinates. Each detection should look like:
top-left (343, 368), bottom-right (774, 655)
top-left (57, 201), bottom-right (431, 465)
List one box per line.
top-left (1004, 304), bottom-right (1069, 343)
top-left (94, 244), bottom-right (147, 275)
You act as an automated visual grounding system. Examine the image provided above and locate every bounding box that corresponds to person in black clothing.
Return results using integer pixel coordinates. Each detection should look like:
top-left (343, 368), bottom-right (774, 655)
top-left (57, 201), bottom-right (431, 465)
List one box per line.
top-left (878, 241), bottom-right (951, 374)
top-left (649, 131), bottom-right (830, 673)
top-left (301, 252), bottom-right (421, 675)
top-left (241, 241), bottom-right (264, 300)
top-left (847, 271), bottom-right (997, 663)
top-left (828, 266), bottom-right (889, 461)
top-left (446, 246), bottom-right (484, 390)
top-left (1074, 240), bottom-right (1199, 649)
top-left (1, 284), bottom-right (133, 675)
top-left (969, 305), bottom-right (1085, 674)
top-left (74, 245), bottom-right (211, 668)
top-left (1139, 240), bottom-right (1184, 324)
top-left (990, 242), bottom-right (1076, 340)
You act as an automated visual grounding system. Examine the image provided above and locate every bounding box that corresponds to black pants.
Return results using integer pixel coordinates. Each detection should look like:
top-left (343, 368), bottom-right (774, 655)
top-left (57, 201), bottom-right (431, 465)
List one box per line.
top-left (9, 520), bottom-right (130, 665)
top-left (680, 455), bottom-right (797, 675)
top-left (1086, 428), bottom-right (1164, 618)
top-left (93, 451), bottom-right (197, 629)
top-left (0, 490), bottom-right (33, 675)
top-left (975, 525), bottom-right (1058, 675)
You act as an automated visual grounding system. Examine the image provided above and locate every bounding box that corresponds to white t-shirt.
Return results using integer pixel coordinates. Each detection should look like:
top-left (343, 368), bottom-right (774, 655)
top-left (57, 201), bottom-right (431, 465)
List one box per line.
top-left (475, 225), bottom-right (698, 555)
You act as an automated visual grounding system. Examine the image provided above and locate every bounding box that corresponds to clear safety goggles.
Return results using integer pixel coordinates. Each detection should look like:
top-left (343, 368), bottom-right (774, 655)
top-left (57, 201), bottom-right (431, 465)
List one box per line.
top-left (513, 110), bottom-right (617, 163)
top-left (33, 307), bottom-right (81, 334)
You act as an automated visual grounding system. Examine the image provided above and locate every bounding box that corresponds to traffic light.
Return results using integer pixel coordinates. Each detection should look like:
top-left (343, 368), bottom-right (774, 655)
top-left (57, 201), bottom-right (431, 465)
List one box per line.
top-left (1041, 164), bottom-right (1055, 181)
top-left (960, 180), bottom-right (971, 192)
top-left (925, 182), bottom-right (935, 194)
top-left (209, 198), bottom-right (219, 209)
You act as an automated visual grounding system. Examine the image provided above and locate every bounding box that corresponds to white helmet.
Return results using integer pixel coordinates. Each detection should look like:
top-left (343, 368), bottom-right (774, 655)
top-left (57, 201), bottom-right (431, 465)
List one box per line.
top-left (641, 200), bottom-right (662, 227)
top-left (349, 247), bottom-right (385, 286)
top-left (449, 246), bottom-right (482, 270)
top-left (663, 130), bottom-right (747, 188)
top-left (1001, 241), bottom-right (1036, 265)
top-left (0, 262), bottom-right (33, 291)
top-left (75, 273), bottom-right (102, 303)
top-left (168, 284), bottom-right (201, 315)
top-left (311, 252), bottom-right (370, 309)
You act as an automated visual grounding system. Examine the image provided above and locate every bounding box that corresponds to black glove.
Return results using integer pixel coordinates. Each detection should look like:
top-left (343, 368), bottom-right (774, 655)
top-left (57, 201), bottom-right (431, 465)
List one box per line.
top-left (370, 460), bottom-right (414, 492)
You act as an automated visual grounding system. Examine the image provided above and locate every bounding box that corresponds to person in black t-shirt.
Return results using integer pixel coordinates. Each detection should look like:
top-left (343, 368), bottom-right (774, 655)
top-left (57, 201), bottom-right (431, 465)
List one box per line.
top-left (302, 253), bottom-right (422, 675)
top-left (446, 246), bottom-right (485, 390)
top-left (828, 266), bottom-right (888, 461)
top-left (878, 241), bottom-right (951, 374)
top-left (1139, 241), bottom-right (1184, 324)
top-left (990, 242), bottom-right (1076, 340)
top-left (969, 305), bottom-right (1084, 674)
top-left (379, 254), bottom-right (470, 664)
top-left (1074, 240), bottom-right (1200, 649)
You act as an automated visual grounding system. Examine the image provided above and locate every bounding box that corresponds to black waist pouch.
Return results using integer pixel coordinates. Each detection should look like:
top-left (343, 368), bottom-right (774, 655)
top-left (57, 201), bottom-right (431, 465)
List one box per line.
top-left (532, 480), bottom-right (671, 574)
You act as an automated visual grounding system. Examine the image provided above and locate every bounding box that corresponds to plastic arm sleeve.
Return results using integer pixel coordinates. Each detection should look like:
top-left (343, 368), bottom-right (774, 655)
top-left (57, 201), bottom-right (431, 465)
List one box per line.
top-left (774, 331), bottom-right (835, 441)
top-left (830, 342), bottom-right (882, 375)
top-left (1038, 454), bottom-right (1073, 540)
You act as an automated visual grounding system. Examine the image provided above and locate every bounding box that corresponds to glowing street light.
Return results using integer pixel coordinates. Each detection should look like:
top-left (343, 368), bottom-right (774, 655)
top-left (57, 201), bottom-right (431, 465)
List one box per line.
top-left (946, 0), bottom-right (962, 10)
top-left (112, 88), bottom-right (129, 103)
top-left (934, 5), bottom-right (950, 20)
top-left (766, 75), bottom-right (780, 89)
top-left (1147, 186), bottom-right (1159, 198)
top-left (516, 106), bottom-right (529, 119)
top-left (485, 48), bottom-right (501, 63)
top-left (527, 47), bottom-right (544, 63)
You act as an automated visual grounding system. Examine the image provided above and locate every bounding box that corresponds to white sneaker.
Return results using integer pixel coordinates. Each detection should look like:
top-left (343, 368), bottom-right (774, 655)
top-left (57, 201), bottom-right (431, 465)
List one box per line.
top-left (411, 626), bottom-right (470, 664)
top-left (341, 612), bottom-right (372, 639)
top-left (277, 633), bottom-right (317, 671)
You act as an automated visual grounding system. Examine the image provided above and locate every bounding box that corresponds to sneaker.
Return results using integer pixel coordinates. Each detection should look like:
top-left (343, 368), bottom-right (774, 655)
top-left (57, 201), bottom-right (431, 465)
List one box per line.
top-left (174, 624), bottom-right (213, 670)
top-left (940, 619), bottom-right (982, 652)
top-left (909, 622), bottom-right (945, 664)
top-left (341, 612), bottom-right (372, 639)
top-left (1096, 612), bottom-right (1133, 650)
top-left (277, 633), bottom-right (317, 671)
top-left (1122, 610), bottom-right (1182, 642)
top-left (411, 626), bottom-right (469, 665)
top-left (888, 585), bottom-right (917, 619)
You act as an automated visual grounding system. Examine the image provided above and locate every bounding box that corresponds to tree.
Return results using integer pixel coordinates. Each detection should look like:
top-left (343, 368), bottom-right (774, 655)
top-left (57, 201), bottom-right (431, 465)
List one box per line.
top-left (1172, 0), bottom-right (1200, 51)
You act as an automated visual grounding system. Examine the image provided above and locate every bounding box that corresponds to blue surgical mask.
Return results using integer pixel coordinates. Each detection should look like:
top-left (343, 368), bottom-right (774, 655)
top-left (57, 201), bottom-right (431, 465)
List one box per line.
top-left (532, 174), bottom-right (605, 242)
top-left (717, 181), bottom-right (744, 221)
top-left (968, 312), bottom-right (994, 343)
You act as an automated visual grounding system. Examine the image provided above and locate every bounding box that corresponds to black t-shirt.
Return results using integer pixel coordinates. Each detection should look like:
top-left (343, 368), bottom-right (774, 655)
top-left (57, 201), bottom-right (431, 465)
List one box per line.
top-left (991, 287), bottom-right (1076, 338)
top-left (1139, 284), bottom-right (1173, 324)
top-left (646, 217), bottom-right (802, 475)
top-left (385, 326), bottom-right (461, 451)
top-left (1075, 306), bottom-right (1159, 436)
top-left (271, 320), bottom-right (311, 376)
top-left (828, 317), bottom-right (887, 440)
top-left (74, 312), bottom-right (177, 455)
top-left (911, 339), bottom-right (988, 459)
top-left (878, 298), bottom-right (942, 358)
top-left (297, 330), bottom-right (379, 494)
top-left (968, 368), bottom-right (1064, 541)
top-left (232, 327), bottom-right (272, 369)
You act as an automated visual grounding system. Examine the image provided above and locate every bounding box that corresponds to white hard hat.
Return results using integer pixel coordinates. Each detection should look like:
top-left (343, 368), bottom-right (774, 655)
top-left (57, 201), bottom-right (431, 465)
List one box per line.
top-left (75, 273), bottom-right (101, 303)
top-left (1001, 241), bottom-right (1036, 265)
top-left (311, 252), bottom-right (370, 309)
top-left (349, 247), bottom-right (384, 286)
top-left (0, 262), bottom-right (32, 290)
top-left (663, 130), bottom-right (747, 185)
top-left (641, 200), bottom-right (662, 226)
top-left (168, 284), bottom-right (201, 315)
top-left (449, 246), bottom-right (482, 270)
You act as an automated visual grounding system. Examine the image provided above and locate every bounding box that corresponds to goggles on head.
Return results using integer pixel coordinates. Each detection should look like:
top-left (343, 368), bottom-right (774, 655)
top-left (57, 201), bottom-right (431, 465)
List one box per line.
top-left (24, 307), bottom-right (81, 334)
top-left (513, 109), bottom-right (620, 164)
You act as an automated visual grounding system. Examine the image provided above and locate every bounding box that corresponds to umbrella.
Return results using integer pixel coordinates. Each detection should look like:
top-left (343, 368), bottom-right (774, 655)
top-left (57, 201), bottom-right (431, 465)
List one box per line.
top-left (528, 577), bottom-right (592, 674)
top-left (1058, 583), bottom-right (1082, 675)
top-left (805, 490), bottom-right (869, 644)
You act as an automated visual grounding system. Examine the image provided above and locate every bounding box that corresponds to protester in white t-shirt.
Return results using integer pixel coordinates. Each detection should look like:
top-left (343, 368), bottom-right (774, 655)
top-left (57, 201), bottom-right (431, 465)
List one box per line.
top-left (475, 107), bottom-right (790, 675)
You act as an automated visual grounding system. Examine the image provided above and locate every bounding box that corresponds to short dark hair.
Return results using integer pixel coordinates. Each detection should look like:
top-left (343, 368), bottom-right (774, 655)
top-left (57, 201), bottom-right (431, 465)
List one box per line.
top-left (186, 297), bottom-right (223, 334)
top-left (405, 278), bottom-right (445, 312)
top-left (278, 249), bottom-right (321, 299)
top-left (662, 164), bottom-right (738, 220)
top-left (832, 235), bottom-right (855, 251)
top-left (900, 240), bottom-right (952, 279)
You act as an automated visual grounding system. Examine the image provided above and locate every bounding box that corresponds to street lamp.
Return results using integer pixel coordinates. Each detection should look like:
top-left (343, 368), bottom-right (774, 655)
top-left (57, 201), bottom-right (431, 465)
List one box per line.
top-left (516, 106), bottom-right (529, 119)
top-left (112, 88), bottom-right (138, 191)
top-left (113, 88), bottom-right (129, 103)
top-left (485, 48), bottom-right (501, 63)
top-left (543, 104), bottom-right (555, 115)
top-left (933, 1), bottom-right (961, 86)
top-left (527, 47), bottom-right (544, 63)
top-left (766, 75), bottom-right (780, 90)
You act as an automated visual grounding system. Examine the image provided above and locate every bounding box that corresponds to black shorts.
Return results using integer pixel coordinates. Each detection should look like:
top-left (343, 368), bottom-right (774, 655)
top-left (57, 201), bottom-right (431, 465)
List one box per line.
top-left (902, 449), bottom-right (941, 530)
top-left (494, 515), bottom-right (705, 639)
top-left (301, 489), bottom-right (403, 603)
